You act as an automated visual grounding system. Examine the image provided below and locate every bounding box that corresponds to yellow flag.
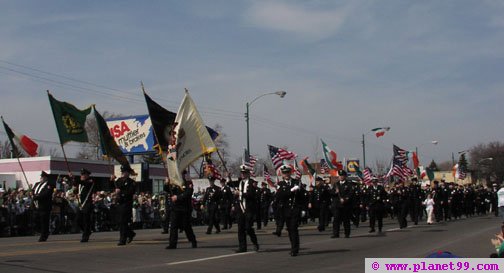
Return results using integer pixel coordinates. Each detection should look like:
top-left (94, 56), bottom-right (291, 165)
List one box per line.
top-left (167, 91), bottom-right (217, 186)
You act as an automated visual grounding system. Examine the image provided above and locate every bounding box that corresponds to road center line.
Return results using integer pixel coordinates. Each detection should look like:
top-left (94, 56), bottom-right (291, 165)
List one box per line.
top-left (166, 252), bottom-right (255, 266)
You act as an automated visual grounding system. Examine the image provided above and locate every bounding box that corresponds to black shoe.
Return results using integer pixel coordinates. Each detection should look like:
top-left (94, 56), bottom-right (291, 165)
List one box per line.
top-left (117, 242), bottom-right (126, 246)
top-left (38, 237), bottom-right (47, 242)
top-left (331, 235), bottom-right (339, 238)
top-left (192, 241), bottom-right (198, 248)
top-left (222, 227), bottom-right (228, 230)
top-left (272, 232), bottom-right (281, 237)
top-left (216, 230), bottom-right (221, 234)
top-left (80, 237), bottom-right (89, 243)
top-left (166, 245), bottom-right (176, 249)
top-left (378, 229), bottom-right (382, 233)
top-left (235, 249), bottom-right (247, 253)
top-left (369, 229), bottom-right (375, 233)
top-left (127, 232), bottom-right (136, 244)
top-left (161, 231), bottom-right (169, 234)
top-left (290, 251), bottom-right (298, 257)
top-left (253, 244), bottom-right (259, 252)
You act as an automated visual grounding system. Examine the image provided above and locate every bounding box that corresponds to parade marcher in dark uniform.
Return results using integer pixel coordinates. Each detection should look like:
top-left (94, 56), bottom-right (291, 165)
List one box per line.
top-left (309, 176), bottom-right (330, 232)
top-left (161, 178), bottom-right (172, 234)
top-left (111, 165), bottom-right (137, 246)
top-left (259, 182), bottom-right (272, 228)
top-left (69, 168), bottom-right (97, 243)
top-left (32, 171), bottom-right (54, 242)
top-left (396, 181), bottom-right (410, 229)
top-left (228, 165), bottom-right (259, 253)
top-left (367, 178), bottom-right (387, 233)
top-left (442, 181), bottom-right (452, 221)
top-left (432, 180), bottom-right (443, 222)
top-left (166, 174), bottom-right (197, 249)
top-left (331, 170), bottom-right (354, 239)
top-left (408, 177), bottom-right (422, 225)
top-left (352, 183), bottom-right (364, 228)
top-left (275, 164), bottom-right (305, 256)
top-left (219, 178), bottom-right (233, 230)
top-left (202, 176), bottom-right (222, 234)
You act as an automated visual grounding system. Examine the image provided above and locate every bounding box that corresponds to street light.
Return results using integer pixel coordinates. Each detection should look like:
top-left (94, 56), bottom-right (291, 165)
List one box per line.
top-left (361, 127), bottom-right (390, 168)
top-left (246, 91), bottom-right (287, 155)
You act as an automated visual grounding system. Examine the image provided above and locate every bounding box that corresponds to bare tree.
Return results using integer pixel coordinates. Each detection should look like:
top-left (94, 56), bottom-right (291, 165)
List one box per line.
top-left (374, 158), bottom-right (389, 175)
top-left (469, 142), bottom-right (504, 186)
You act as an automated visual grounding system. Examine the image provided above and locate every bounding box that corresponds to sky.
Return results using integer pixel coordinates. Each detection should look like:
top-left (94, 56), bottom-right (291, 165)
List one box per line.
top-left (0, 0), bottom-right (503, 169)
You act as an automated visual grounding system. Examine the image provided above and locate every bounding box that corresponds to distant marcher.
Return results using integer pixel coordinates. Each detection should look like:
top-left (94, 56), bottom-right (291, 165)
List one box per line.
top-left (423, 194), bottom-right (435, 225)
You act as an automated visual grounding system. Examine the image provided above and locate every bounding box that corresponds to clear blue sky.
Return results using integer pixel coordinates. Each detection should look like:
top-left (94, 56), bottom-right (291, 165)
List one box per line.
top-left (1, 1), bottom-right (503, 167)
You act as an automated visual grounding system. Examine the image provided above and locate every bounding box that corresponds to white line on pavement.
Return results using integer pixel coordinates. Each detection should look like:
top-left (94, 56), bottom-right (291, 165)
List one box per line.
top-left (166, 251), bottom-right (255, 266)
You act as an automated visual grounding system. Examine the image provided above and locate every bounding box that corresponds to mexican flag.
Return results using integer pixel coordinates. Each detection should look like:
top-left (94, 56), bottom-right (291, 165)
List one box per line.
top-left (371, 127), bottom-right (390, 138)
top-left (300, 157), bottom-right (316, 179)
top-left (321, 139), bottom-right (339, 170)
top-left (1, 117), bottom-right (38, 157)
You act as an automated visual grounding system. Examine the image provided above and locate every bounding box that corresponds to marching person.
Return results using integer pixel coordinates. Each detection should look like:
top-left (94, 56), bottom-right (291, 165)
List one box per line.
top-left (219, 178), bottom-right (233, 230)
top-left (69, 168), bottom-right (96, 243)
top-left (309, 176), bottom-right (330, 232)
top-left (331, 170), bottom-right (354, 239)
top-left (111, 165), bottom-right (137, 246)
top-left (366, 178), bottom-right (387, 233)
top-left (423, 193), bottom-right (435, 224)
top-left (161, 178), bottom-right (172, 235)
top-left (32, 171), bottom-right (54, 242)
top-left (259, 182), bottom-right (272, 228)
top-left (275, 164), bottom-right (305, 256)
top-left (166, 172), bottom-right (197, 249)
top-left (202, 175), bottom-right (222, 234)
top-left (228, 165), bottom-right (259, 253)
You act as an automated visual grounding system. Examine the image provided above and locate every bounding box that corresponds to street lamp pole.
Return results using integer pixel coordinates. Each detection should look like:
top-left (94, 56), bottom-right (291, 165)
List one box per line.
top-left (362, 134), bottom-right (366, 168)
top-left (246, 91), bottom-right (286, 156)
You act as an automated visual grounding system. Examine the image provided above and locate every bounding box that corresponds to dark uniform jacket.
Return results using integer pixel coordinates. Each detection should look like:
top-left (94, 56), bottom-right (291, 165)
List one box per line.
top-left (33, 181), bottom-right (54, 211)
top-left (115, 177), bottom-right (136, 206)
top-left (331, 180), bottom-right (355, 209)
top-left (229, 178), bottom-right (258, 214)
top-left (275, 179), bottom-right (306, 213)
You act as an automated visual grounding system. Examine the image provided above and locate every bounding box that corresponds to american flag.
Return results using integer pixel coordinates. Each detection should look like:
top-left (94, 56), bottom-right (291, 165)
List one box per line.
top-left (204, 159), bottom-right (222, 180)
top-left (386, 144), bottom-right (414, 181)
top-left (320, 159), bottom-right (330, 174)
top-left (363, 167), bottom-right (373, 185)
top-left (263, 164), bottom-right (275, 187)
top-left (293, 160), bottom-right (302, 180)
top-left (268, 145), bottom-right (297, 171)
top-left (243, 148), bottom-right (257, 176)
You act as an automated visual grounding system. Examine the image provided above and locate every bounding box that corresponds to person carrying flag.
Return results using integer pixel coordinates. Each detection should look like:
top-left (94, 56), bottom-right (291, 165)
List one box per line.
top-left (111, 165), bottom-right (137, 246)
top-left (32, 171), bottom-right (54, 242)
top-left (68, 168), bottom-right (96, 243)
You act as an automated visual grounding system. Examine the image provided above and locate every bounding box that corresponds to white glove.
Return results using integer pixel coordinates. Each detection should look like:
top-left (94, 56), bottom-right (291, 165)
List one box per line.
top-left (290, 185), bottom-right (300, 192)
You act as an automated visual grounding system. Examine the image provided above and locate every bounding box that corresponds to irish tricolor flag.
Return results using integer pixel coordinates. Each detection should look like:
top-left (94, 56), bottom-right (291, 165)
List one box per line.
top-left (1, 117), bottom-right (38, 157)
top-left (371, 127), bottom-right (390, 138)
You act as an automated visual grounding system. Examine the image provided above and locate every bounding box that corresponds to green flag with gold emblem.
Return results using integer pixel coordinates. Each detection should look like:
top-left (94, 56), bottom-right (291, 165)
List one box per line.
top-left (47, 91), bottom-right (92, 144)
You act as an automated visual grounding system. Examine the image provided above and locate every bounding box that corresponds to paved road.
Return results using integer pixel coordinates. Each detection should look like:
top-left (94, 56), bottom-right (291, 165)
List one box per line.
top-left (0, 215), bottom-right (500, 273)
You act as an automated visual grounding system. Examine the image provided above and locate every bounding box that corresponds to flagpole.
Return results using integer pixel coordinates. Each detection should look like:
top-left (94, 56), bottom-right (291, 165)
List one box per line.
top-left (140, 82), bottom-right (170, 179)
